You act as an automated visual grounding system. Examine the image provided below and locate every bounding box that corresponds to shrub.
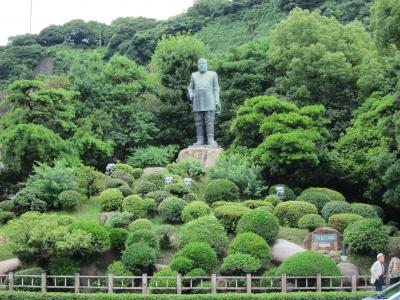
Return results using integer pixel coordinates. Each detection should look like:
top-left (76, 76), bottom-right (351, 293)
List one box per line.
top-left (142, 198), bottom-right (157, 217)
top-left (268, 185), bottom-right (295, 200)
top-left (136, 181), bottom-right (157, 196)
top-left (109, 228), bottom-right (129, 252)
top-left (155, 225), bottom-right (175, 249)
top-left (297, 192), bottom-right (331, 212)
top-left (387, 237), bottom-right (400, 257)
top-left (236, 208), bottom-right (279, 244)
top-left (99, 189), bottom-right (124, 212)
top-left (106, 261), bottom-right (133, 287)
top-left (122, 195), bottom-right (153, 219)
top-left (222, 253), bottom-right (261, 275)
top-left (146, 191), bottom-right (173, 204)
top-left (117, 185), bottom-right (134, 197)
top-left (275, 251), bottom-right (341, 277)
top-left (328, 213), bottom-right (364, 232)
top-left (128, 218), bottom-right (152, 232)
top-left (321, 201), bottom-right (352, 219)
top-left (122, 242), bottom-right (156, 273)
top-left (131, 168), bottom-right (144, 179)
top-left (158, 197), bottom-right (187, 223)
top-left (48, 257), bottom-right (80, 275)
top-left (167, 157), bottom-right (206, 179)
top-left (0, 200), bottom-right (14, 212)
top-left (114, 163), bottom-right (137, 176)
top-left (127, 145), bottom-right (178, 168)
top-left (213, 204), bottom-right (251, 233)
top-left (11, 186), bottom-right (47, 215)
top-left (228, 232), bottom-right (272, 264)
top-left (58, 190), bottom-right (82, 211)
top-left (274, 201), bottom-right (318, 227)
top-left (302, 188), bottom-right (345, 202)
top-left (170, 256), bottom-right (194, 274)
top-left (164, 183), bottom-right (190, 197)
top-left (186, 267), bottom-right (206, 277)
top-left (111, 170), bottom-right (134, 186)
top-left (264, 195), bottom-right (282, 207)
top-left (14, 268), bottom-right (45, 286)
top-left (183, 192), bottom-right (200, 202)
top-left (181, 201), bottom-right (212, 223)
top-left (344, 218), bottom-right (389, 255)
top-left (76, 166), bottom-right (106, 198)
top-left (243, 200), bottom-right (273, 210)
top-left (372, 205), bottom-right (385, 219)
top-left (105, 178), bottom-right (127, 189)
top-left (142, 173), bottom-right (165, 190)
top-left (297, 214), bottom-right (325, 231)
top-left (211, 201), bottom-right (232, 208)
top-left (350, 203), bottom-right (379, 218)
top-left (175, 242), bottom-right (218, 273)
top-left (125, 229), bottom-right (159, 249)
top-left (149, 268), bottom-right (177, 294)
top-left (0, 211), bottom-right (15, 224)
top-left (204, 179), bottom-right (239, 204)
top-left (179, 215), bottom-right (228, 256)
top-left (105, 212), bottom-right (132, 229)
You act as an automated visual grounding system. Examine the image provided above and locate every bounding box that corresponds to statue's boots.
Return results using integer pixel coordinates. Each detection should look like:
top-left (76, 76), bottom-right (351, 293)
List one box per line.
top-left (205, 111), bottom-right (218, 147)
top-left (193, 113), bottom-right (205, 146)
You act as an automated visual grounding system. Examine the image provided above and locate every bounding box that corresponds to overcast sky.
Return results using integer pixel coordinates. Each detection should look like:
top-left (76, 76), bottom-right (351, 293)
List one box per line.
top-left (0, 0), bottom-right (195, 46)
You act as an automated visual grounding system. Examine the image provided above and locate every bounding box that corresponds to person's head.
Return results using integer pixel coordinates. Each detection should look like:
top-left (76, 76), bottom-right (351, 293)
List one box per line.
top-left (377, 253), bottom-right (385, 263)
top-left (198, 58), bottom-right (208, 73)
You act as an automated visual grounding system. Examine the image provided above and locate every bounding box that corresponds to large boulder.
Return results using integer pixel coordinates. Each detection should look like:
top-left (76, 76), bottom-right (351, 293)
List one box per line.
top-left (0, 258), bottom-right (21, 274)
top-left (337, 263), bottom-right (359, 285)
top-left (272, 239), bottom-right (305, 264)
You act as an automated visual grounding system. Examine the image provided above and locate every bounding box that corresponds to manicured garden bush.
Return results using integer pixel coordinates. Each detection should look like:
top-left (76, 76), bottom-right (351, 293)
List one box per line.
top-left (0, 200), bottom-right (14, 211)
top-left (149, 268), bottom-right (178, 294)
top-left (274, 201), bottom-right (318, 227)
top-left (109, 228), bottom-right (129, 252)
top-left (155, 224), bottom-right (176, 249)
top-left (114, 164), bottom-right (137, 177)
top-left (321, 201), bottom-right (352, 219)
top-left (204, 179), bottom-right (239, 204)
top-left (228, 232), bottom-right (272, 264)
top-left (131, 168), bottom-right (144, 179)
top-left (122, 196), bottom-right (153, 220)
top-left (122, 242), bottom-right (156, 273)
top-left (106, 261), bottom-right (133, 287)
top-left (99, 188), bottom-right (124, 212)
top-left (387, 237), bottom-right (400, 257)
top-left (236, 208), bottom-right (279, 244)
top-left (105, 178), bottom-right (127, 189)
top-left (58, 190), bottom-right (81, 211)
top-left (174, 242), bottom-right (218, 273)
top-left (164, 183), bottom-right (191, 197)
top-left (142, 173), bottom-right (165, 190)
top-left (105, 212), bottom-right (132, 228)
top-left (213, 204), bottom-right (251, 233)
top-left (181, 201), bottom-right (212, 223)
top-left (243, 200), bottom-right (274, 210)
top-left (264, 195), bottom-right (282, 207)
top-left (328, 213), bottom-right (364, 232)
top-left (170, 256), bottom-right (194, 274)
top-left (48, 257), bottom-right (80, 275)
top-left (125, 229), bottom-right (159, 249)
top-left (350, 203), bottom-right (379, 218)
top-left (296, 192), bottom-right (331, 212)
top-left (128, 218), bottom-right (153, 232)
top-left (302, 188), bottom-right (345, 202)
top-left (117, 185), bottom-right (134, 197)
top-left (111, 170), bottom-right (135, 186)
top-left (344, 218), bottom-right (389, 255)
top-left (146, 191), bottom-right (173, 204)
top-left (158, 197), bottom-right (187, 223)
top-left (183, 192), bottom-right (200, 202)
top-left (222, 253), bottom-right (261, 275)
top-left (297, 214), bottom-right (325, 231)
top-left (211, 201), bottom-right (232, 208)
top-left (372, 205), bottom-right (385, 219)
top-left (167, 157), bottom-right (206, 179)
top-left (126, 145), bottom-right (177, 168)
top-left (137, 181), bottom-right (158, 196)
top-left (179, 215), bottom-right (228, 256)
top-left (268, 184), bottom-right (295, 200)
top-left (142, 198), bottom-right (157, 217)
top-left (0, 211), bottom-right (15, 224)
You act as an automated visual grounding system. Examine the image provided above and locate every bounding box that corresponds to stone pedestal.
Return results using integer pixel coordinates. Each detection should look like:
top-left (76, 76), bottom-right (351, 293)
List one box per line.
top-left (178, 146), bottom-right (223, 167)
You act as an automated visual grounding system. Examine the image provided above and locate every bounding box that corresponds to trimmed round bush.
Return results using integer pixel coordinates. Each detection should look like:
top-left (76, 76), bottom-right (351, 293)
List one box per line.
top-left (211, 201), bottom-right (232, 208)
top-left (302, 187), bottom-right (345, 202)
top-left (236, 208), bottom-right (279, 244)
top-left (146, 191), bottom-right (173, 204)
top-left (186, 267), bottom-right (206, 277)
top-left (137, 181), bottom-right (157, 196)
top-left (183, 192), bottom-right (200, 202)
top-left (0, 211), bottom-right (15, 224)
top-left (128, 218), bottom-right (152, 232)
top-left (58, 190), bottom-right (81, 211)
top-left (105, 211), bottom-right (132, 228)
top-left (142, 173), bottom-right (165, 189)
top-left (328, 213), bottom-right (364, 232)
top-left (243, 200), bottom-right (274, 210)
top-left (175, 242), bottom-right (218, 273)
top-left (179, 215), bottom-right (228, 256)
top-left (274, 201), bottom-right (318, 228)
top-left (125, 229), bottom-right (159, 249)
top-left (321, 201), bottom-right (352, 219)
top-left (48, 257), bottom-right (80, 275)
top-left (222, 253), bottom-right (261, 275)
top-left (170, 256), bottom-right (194, 274)
top-left (149, 268), bottom-right (177, 294)
top-left (106, 261), bottom-right (133, 287)
top-left (131, 168), bottom-right (144, 179)
top-left (268, 184), bottom-right (295, 200)
top-left (350, 203), bottom-right (379, 218)
top-left (109, 228), bottom-right (129, 252)
top-left (213, 204), bottom-right (251, 233)
top-left (122, 242), bottom-right (156, 273)
top-left (181, 201), bottom-right (212, 223)
top-left (105, 178), bottom-right (127, 189)
top-left (122, 195), bottom-right (153, 219)
top-left (0, 200), bottom-right (14, 212)
top-left (158, 197), bottom-right (187, 223)
top-left (68, 221), bottom-right (110, 256)
top-left (297, 214), bottom-right (325, 231)
top-left (204, 179), bottom-right (239, 204)
top-left (155, 224), bottom-right (176, 249)
top-left (297, 192), bottom-right (331, 212)
top-left (142, 198), bottom-right (157, 217)
top-left (114, 163), bottom-right (136, 176)
top-left (164, 183), bottom-right (191, 197)
top-left (275, 251), bottom-right (341, 276)
top-left (99, 188), bottom-right (124, 211)
top-left (228, 232), bottom-right (272, 264)
top-left (344, 218), bottom-right (389, 255)
top-left (372, 205), bottom-right (385, 219)
top-left (117, 185), bottom-right (134, 197)
top-left (111, 171), bottom-right (134, 186)
top-left (264, 195), bottom-right (281, 207)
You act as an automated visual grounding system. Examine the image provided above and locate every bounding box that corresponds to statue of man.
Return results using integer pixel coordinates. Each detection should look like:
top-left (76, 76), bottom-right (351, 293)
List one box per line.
top-left (187, 58), bottom-right (221, 147)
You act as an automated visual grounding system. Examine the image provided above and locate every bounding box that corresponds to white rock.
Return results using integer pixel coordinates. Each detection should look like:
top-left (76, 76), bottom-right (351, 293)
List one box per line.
top-left (272, 239), bottom-right (305, 264)
top-left (0, 258), bottom-right (21, 274)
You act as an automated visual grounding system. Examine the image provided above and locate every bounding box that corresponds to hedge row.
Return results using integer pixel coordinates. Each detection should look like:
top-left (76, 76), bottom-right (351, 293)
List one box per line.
top-left (0, 291), bottom-right (374, 300)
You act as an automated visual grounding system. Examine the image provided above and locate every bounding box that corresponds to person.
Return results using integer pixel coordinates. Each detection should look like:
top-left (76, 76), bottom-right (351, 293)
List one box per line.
top-left (371, 253), bottom-right (385, 291)
top-left (187, 58), bottom-right (221, 147)
top-left (388, 257), bottom-right (400, 285)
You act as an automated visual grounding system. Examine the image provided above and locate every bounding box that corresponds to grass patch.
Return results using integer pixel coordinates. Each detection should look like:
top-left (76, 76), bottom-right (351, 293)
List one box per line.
top-left (278, 227), bottom-right (309, 246)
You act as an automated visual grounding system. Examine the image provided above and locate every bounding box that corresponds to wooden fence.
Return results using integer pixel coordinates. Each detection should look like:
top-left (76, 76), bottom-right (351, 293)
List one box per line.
top-left (0, 273), bottom-right (378, 294)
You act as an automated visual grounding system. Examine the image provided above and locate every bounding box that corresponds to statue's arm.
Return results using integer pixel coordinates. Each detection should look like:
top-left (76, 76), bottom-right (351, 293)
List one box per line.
top-left (213, 72), bottom-right (221, 112)
top-left (188, 74), bottom-right (195, 101)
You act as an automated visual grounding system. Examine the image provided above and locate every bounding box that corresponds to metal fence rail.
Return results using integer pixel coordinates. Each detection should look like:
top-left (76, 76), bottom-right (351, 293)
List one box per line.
top-left (2, 273), bottom-right (379, 294)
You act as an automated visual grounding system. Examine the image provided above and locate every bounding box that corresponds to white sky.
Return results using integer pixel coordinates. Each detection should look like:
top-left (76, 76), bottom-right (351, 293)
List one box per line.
top-left (0, 0), bottom-right (195, 46)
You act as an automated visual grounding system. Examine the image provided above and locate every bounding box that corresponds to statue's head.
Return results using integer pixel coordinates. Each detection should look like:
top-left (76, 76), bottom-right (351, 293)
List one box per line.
top-left (198, 58), bottom-right (208, 73)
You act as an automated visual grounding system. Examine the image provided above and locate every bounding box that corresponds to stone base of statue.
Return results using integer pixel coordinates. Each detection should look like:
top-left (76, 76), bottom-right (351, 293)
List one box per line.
top-left (178, 146), bottom-right (223, 167)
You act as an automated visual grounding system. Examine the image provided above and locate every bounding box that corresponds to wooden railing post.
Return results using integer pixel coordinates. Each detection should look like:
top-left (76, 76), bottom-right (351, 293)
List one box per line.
top-left (281, 273), bottom-right (287, 293)
top-left (74, 273), bottom-right (80, 293)
top-left (316, 274), bottom-right (322, 292)
top-left (177, 274), bottom-right (182, 294)
top-left (108, 274), bottom-right (113, 293)
top-left (211, 274), bottom-right (217, 294)
top-left (246, 274), bottom-right (252, 293)
top-left (8, 272), bottom-right (14, 291)
top-left (142, 273), bottom-right (148, 294)
top-left (351, 275), bottom-right (357, 292)
top-left (41, 273), bottom-right (47, 293)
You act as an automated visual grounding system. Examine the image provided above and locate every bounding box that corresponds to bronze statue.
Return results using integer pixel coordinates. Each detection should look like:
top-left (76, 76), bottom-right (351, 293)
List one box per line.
top-left (188, 58), bottom-right (221, 147)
